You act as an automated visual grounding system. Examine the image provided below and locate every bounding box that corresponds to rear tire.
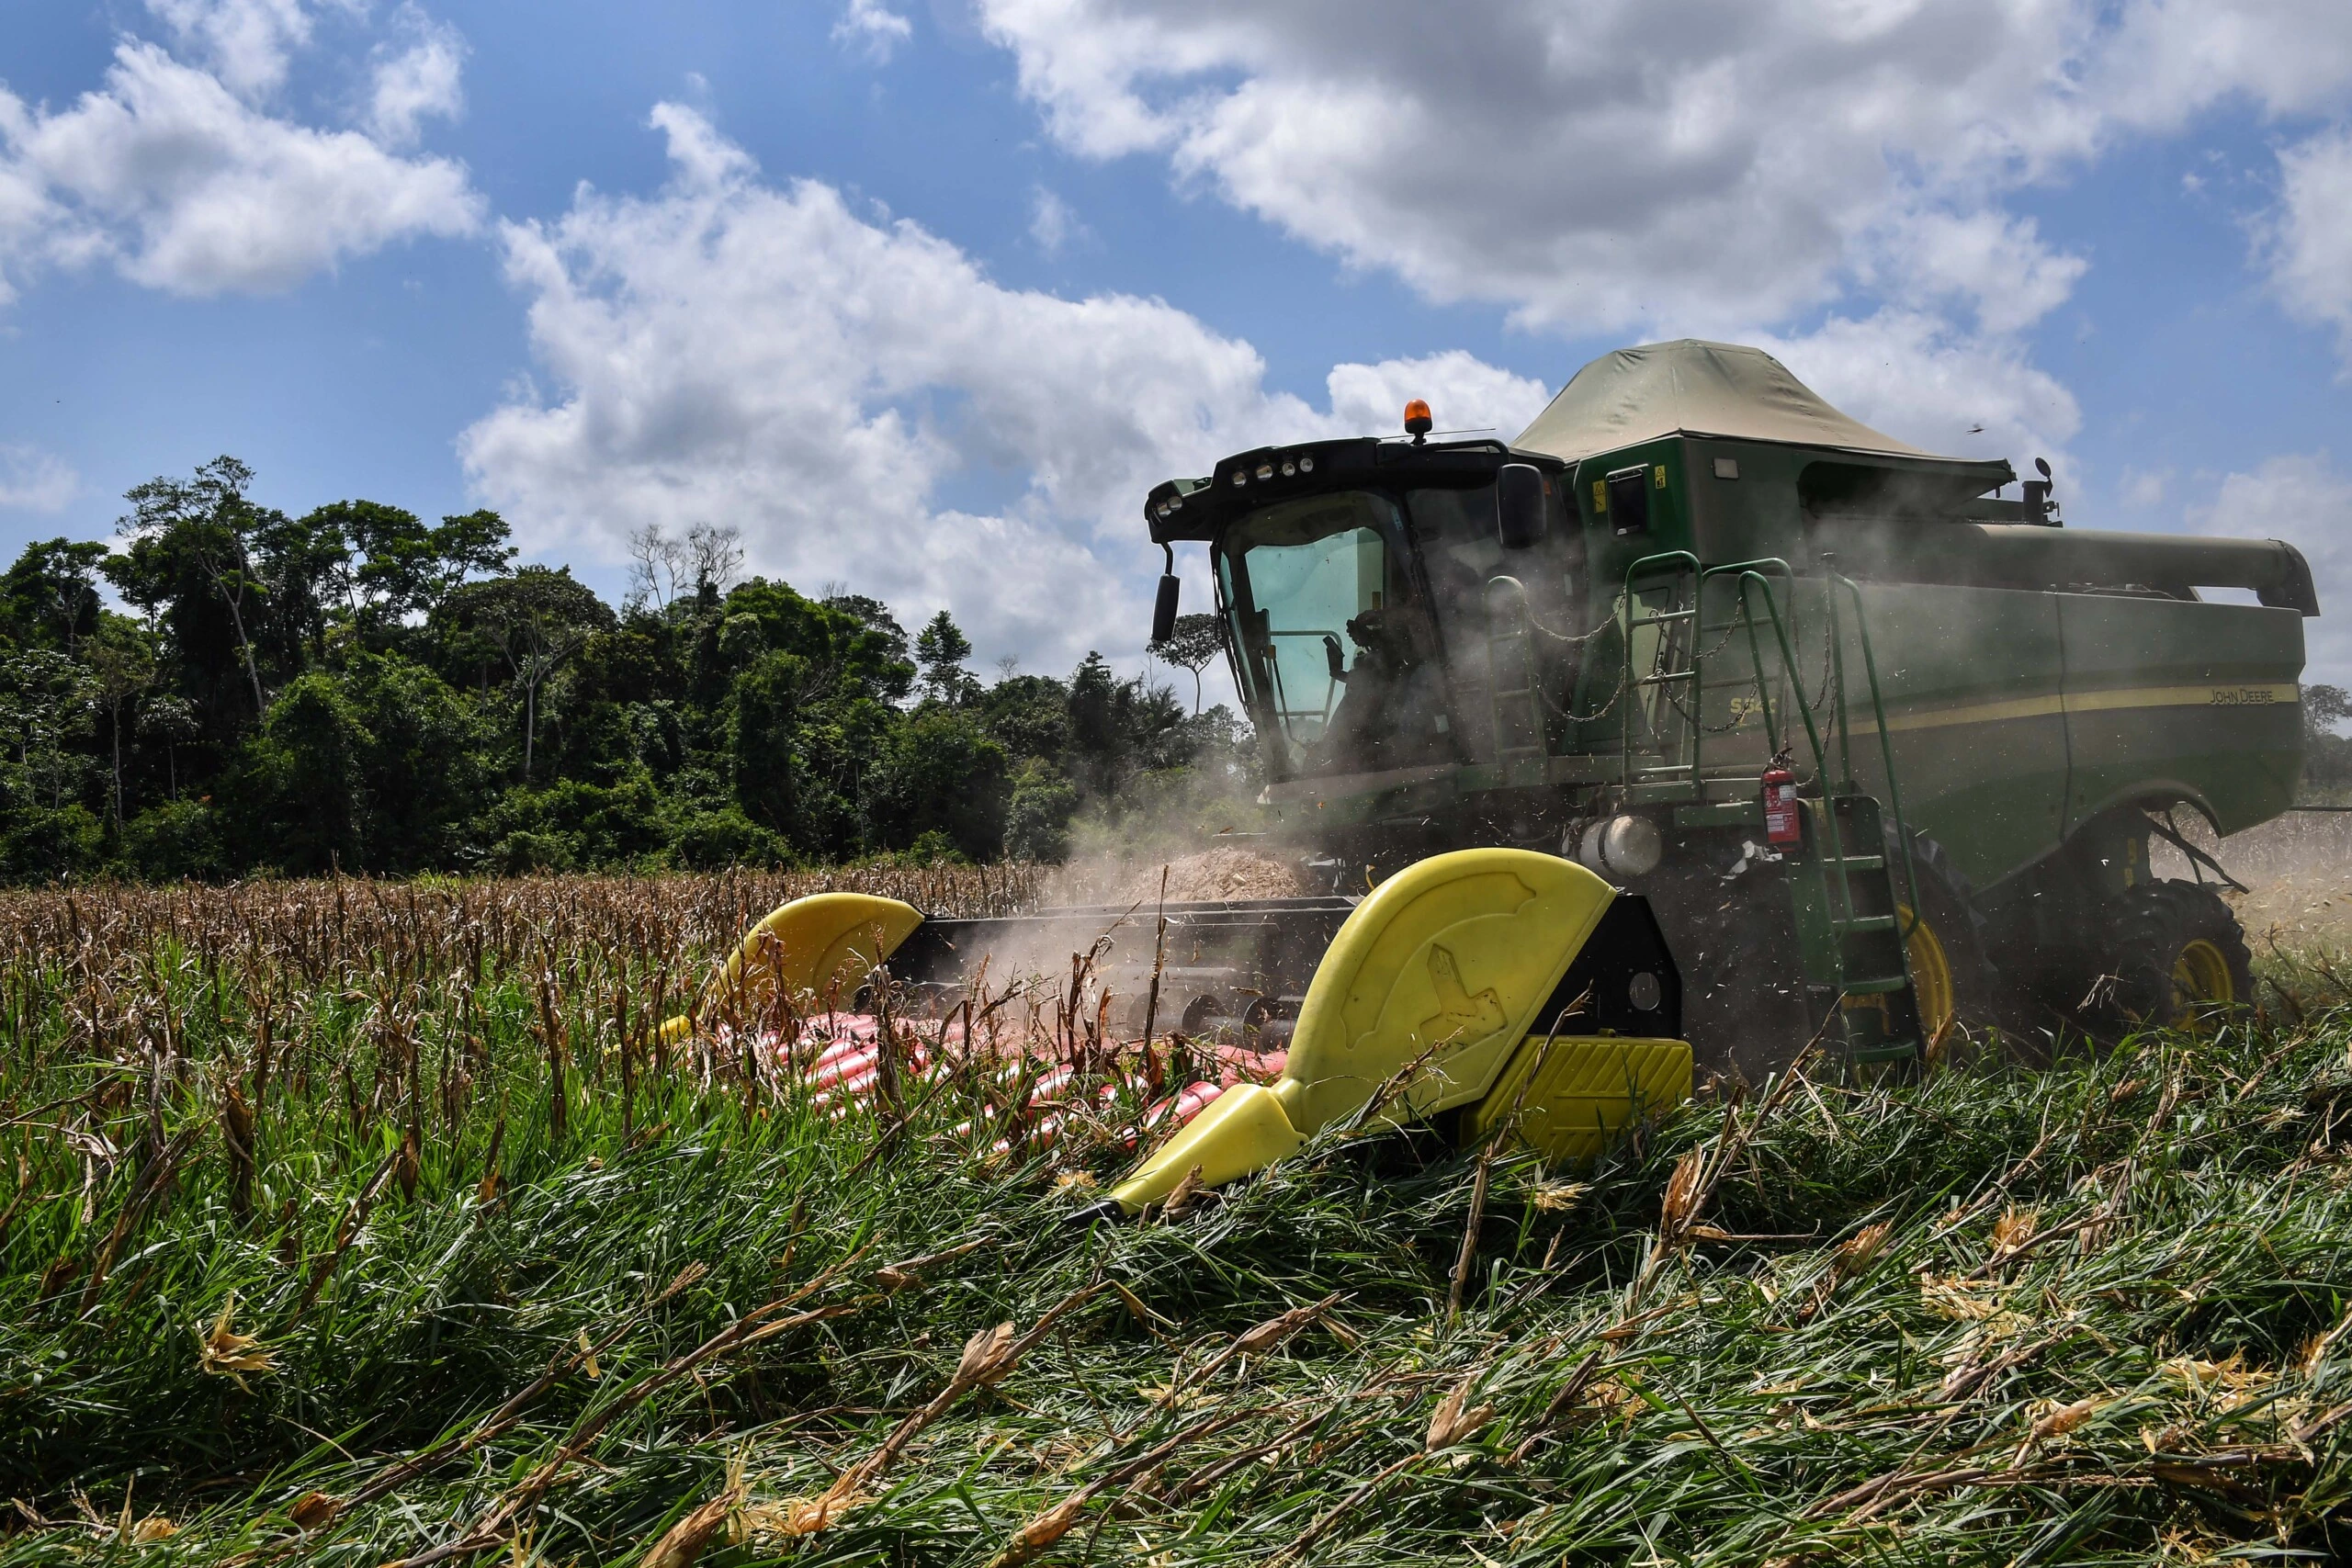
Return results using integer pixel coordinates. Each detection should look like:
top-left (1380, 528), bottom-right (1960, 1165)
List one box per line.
top-left (2079, 880), bottom-right (2253, 1033)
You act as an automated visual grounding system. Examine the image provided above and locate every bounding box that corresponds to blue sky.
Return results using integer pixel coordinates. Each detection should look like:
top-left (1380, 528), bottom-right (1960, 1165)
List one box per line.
top-left (3, 0), bottom-right (2350, 681)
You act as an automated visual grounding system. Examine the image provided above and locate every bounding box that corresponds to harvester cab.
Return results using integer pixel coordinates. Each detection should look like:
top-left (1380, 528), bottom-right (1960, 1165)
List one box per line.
top-left (674, 340), bottom-right (2314, 1215)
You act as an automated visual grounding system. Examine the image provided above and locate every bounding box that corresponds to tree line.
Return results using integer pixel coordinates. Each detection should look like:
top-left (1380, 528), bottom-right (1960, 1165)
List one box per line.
top-left (0, 457), bottom-right (1251, 882)
top-left (2303, 682), bottom-right (2352, 796)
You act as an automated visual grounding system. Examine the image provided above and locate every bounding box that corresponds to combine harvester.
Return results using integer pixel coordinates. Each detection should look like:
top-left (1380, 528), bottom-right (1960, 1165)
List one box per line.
top-left (673, 342), bottom-right (2314, 1213)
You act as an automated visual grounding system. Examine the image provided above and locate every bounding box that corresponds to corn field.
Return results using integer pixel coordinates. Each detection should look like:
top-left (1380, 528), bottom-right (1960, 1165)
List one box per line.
top-left (1, 869), bottom-right (2349, 1563)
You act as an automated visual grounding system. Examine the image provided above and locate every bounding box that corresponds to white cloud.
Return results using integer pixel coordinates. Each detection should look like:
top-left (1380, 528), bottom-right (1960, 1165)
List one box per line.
top-left (366, 9), bottom-right (467, 147)
top-left (145, 0), bottom-right (318, 100)
top-left (1325, 352), bottom-right (1550, 444)
top-left (0, 38), bottom-right (481, 299)
top-left (0, 104), bottom-right (62, 307)
top-left (1864, 208), bottom-right (2089, 337)
top-left (2086, 0), bottom-right (2352, 133)
top-left (2193, 453), bottom-right (2352, 681)
top-left (834, 0), bottom-right (914, 63)
top-left (975, 0), bottom-right (2115, 337)
top-left (976, 1), bottom-right (2352, 338)
top-left (970, 0), bottom-right (2352, 469)
top-left (2120, 468), bottom-right (2169, 510)
top-left (2265, 125), bottom-right (2352, 357)
top-left (1028, 186), bottom-right (1086, 254)
top-left (0, 445), bottom-right (78, 513)
top-left (1757, 310), bottom-right (2083, 471)
top-left (458, 107), bottom-right (1545, 671)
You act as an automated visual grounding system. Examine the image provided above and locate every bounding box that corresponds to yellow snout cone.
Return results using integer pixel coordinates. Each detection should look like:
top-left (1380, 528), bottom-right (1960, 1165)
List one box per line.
top-left (1110, 848), bottom-right (1691, 1213)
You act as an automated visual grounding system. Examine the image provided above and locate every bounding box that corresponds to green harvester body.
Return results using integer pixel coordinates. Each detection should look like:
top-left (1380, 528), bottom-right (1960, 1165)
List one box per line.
top-left (684, 340), bottom-right (2314, 1211)
top-left (1145, 340), bottom-right (2313, 1068)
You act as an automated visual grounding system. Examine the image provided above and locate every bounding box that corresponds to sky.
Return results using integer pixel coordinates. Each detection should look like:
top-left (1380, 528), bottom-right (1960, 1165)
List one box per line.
top-left (2, 0), bottom-right (2350, 686)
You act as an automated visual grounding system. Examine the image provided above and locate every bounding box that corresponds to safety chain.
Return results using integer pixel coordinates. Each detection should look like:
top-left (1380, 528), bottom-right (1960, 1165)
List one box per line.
top-left (1504, 578), bottom-right (1836, 738)
top-left (1504, 599), bottom-right (1631, 723)
top-left (1648, 587), bottom-right (1837, 742)
top-left (1536, 656), bottom-right (1628, 724)
top-left (1519, 604), bottom-right (1613, 648)
top-left (1652, 586), bottom-right (1753, 738)
top-left (1629, 580), bottom-right (1737, 739)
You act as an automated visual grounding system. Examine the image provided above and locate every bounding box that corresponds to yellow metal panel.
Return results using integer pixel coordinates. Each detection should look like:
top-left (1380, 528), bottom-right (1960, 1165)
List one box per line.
top-left (1467, 1035), bottom-right (1692, 1165)
top-left (1105, 848), bottom-right (1625, 1211)
top-left (1109, 1085), bottom-right (1306, 1213)
top-left (664, 892), bottom-right (923, 1037)
top-left (1273, 848), bottom-right (1618, 1135)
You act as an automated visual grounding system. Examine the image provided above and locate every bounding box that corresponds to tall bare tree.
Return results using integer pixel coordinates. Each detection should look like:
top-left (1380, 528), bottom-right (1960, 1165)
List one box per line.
top-left (626, 523), bottom-right (690, 610)
top-left (684, 523), bottom-right (745, 596)
top-left (1150, 612), bottom-right (1225, 715)
top-left (83, 622), bottom-right (156, 829)
top-left (439, 568), bottom-right (616, 781)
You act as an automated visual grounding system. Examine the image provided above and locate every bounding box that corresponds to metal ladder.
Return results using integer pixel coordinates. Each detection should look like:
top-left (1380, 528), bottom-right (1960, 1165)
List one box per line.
top-left (1617, 555), bottom-right (1929, 1062)
top-left (1789, 791), bottom-right (1923, 1061)
top-left (1484, 575), bottom-right (1548, 775)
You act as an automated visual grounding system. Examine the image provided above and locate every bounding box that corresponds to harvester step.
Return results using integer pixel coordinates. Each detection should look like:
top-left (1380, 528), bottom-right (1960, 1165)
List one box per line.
top-left (1821, 854), bottom-right (1885, 872)
top-left (1832, 915), bottom-right (1898, 933)
top-left (1839, 976), bottom-right (1911, 996)
top-left (1848, 1039), bottom-right (1922, 1063)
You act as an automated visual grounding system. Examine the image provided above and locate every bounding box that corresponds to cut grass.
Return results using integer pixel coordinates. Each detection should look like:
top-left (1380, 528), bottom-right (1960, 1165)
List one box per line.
top-left (0, 874), bottom-right (2348, 1564)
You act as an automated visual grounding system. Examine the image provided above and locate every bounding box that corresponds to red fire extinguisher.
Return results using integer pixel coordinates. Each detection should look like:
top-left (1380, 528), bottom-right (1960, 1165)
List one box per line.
top-left (1762, 750), bottom-right (1803, 848)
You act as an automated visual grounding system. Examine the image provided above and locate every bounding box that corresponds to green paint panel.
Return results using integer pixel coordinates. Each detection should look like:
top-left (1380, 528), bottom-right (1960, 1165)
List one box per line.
top-left (2055, 596), bottom-right (2304, 835)
top-left (1843, 582), bottom-right (2069, 889)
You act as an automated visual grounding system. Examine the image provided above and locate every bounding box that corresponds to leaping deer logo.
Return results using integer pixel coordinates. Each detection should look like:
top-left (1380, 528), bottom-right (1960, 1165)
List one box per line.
top-left (1419, 943), bottom-right (1506, 1046)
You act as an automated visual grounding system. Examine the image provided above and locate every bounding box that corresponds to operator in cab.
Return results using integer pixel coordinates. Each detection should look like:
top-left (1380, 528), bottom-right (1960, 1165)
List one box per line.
top-left (1309, 601), bottom-right (1447, 775)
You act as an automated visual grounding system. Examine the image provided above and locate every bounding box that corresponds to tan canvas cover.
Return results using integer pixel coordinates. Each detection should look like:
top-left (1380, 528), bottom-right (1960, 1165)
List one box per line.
top-left (1513, 339), bottom-right (1936, 462)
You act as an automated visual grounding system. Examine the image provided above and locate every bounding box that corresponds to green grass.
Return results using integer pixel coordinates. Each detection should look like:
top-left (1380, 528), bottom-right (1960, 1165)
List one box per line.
top-left (2, 880), bottom-right (2350, 1564)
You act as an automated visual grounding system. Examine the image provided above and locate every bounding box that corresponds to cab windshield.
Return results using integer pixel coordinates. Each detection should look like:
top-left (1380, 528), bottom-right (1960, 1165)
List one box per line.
top-left (1216, 490), bottom-right (1444, 779)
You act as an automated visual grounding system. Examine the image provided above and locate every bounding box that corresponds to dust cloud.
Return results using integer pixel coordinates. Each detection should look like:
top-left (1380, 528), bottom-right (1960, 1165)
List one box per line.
top-left (2156, 812), bottom-right (2352, 951)
top-left (1043, 843), bottom-right (1306, 908)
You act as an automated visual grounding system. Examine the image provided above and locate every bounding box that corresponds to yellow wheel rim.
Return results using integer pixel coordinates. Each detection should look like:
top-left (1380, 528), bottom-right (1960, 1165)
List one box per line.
top-left (2169, 938), bottom-right (2235, 1028)
top-left (1900, 905), bottom-right (1957, 1038)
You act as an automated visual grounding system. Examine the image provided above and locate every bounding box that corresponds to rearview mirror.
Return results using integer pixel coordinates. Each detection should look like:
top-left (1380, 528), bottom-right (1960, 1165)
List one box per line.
top-left (1150, 574), bottom-right (1181, 644)
top-left (1496, 463), bottom-right (1547, 550)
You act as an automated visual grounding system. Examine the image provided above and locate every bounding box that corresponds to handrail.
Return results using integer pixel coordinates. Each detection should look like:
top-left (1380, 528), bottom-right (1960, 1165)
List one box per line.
top-left (1720, 570), bottom-right (1860, 930)
top-left (1613, 552), bottom-right (1810, 794)
top-left (1826, 570), bottom-right (1925, 950)
top-left (1620, 549), bottom-right (1701, 601)
top-left (1617, 552), bottom-right (1700, 786)
top-left (1697, 558), bottom-right (1798, 795)
top-left (1823, 571), bottom-right (1856, 789)
top-left (1611, 550), bottom-right (1928, 1045)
